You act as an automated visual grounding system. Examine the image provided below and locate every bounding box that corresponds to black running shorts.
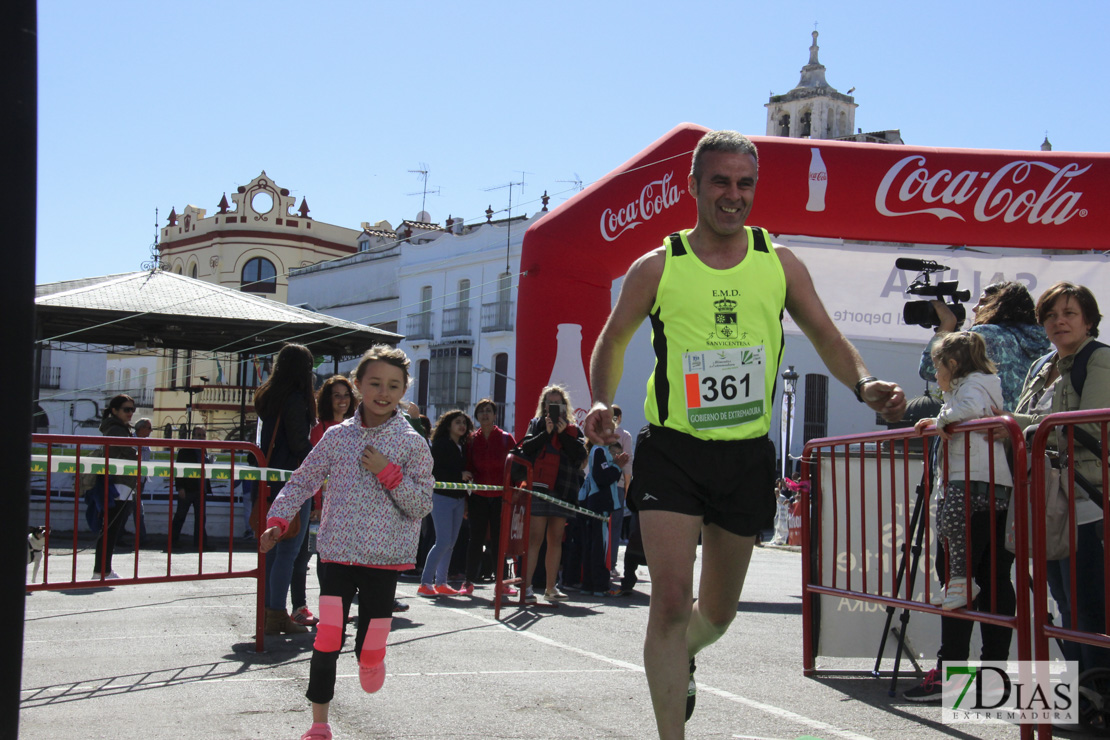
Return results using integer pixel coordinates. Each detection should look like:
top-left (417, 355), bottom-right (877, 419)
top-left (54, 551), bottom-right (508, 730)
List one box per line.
top-left (627, 424), bottom-right (776, 537)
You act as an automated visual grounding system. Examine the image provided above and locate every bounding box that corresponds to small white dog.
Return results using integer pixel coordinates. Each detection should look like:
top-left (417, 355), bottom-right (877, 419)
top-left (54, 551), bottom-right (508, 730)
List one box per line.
top-left (27, 526), bottom-right (47, 582)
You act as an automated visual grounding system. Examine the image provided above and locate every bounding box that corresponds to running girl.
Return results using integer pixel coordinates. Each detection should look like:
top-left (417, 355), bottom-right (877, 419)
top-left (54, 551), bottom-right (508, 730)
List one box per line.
top-left (260, 345), bottom-right (434, 740)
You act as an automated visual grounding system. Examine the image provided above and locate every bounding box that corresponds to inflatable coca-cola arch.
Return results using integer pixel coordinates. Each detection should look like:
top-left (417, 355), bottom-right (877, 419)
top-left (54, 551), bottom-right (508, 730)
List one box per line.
top-left (514, 122), bottom-right (1110, 439)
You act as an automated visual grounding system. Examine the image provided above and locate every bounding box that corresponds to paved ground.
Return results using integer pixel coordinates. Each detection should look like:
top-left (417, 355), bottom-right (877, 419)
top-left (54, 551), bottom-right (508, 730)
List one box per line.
top-left (20, 543), bottom-right (1060, 739)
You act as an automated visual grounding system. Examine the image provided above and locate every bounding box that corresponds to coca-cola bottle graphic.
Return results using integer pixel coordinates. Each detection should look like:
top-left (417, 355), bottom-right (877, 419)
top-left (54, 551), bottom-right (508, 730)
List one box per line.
top-left (547, 323), bottom-right (592, 426)
top-left (806, 147), bottom-right (827, 212)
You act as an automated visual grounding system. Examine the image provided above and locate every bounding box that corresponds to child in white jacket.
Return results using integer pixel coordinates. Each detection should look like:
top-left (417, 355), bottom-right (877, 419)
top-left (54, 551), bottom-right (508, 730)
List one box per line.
top-left (915, 331), bottom-right (1014, 611)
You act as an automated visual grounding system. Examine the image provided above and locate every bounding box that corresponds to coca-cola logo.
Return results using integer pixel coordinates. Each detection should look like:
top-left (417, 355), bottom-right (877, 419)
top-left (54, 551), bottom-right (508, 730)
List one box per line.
top-left (875, 155), bottom-right (1090, 225)
top-left (600, 172), bottom-right (682, 242)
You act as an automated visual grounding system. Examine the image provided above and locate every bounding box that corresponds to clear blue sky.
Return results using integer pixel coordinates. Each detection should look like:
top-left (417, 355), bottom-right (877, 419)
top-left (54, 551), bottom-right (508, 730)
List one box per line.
top-left (36, 0), bottom-right (1107, 284)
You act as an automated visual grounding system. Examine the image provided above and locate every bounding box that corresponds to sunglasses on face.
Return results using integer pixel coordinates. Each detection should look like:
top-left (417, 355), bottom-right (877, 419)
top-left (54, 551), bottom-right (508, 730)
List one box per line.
top-left (120, 407), bottom-right (136, 413)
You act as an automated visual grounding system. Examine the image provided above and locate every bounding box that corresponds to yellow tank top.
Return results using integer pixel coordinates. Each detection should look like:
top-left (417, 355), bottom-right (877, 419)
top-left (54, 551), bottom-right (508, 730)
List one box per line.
top-left (643, 227), bottom-right (786, 440)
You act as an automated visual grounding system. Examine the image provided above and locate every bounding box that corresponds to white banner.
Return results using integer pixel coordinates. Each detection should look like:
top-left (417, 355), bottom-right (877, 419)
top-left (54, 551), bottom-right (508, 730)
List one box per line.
top-left (780, 243), bottom-right (1110, 343)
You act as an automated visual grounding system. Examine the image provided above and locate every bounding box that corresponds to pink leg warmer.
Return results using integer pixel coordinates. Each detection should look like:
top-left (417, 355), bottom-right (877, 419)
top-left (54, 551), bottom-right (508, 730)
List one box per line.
top-left (313, 595), bottom-right (345, 653)
top-left (358, 617), bottom-right (392, 693)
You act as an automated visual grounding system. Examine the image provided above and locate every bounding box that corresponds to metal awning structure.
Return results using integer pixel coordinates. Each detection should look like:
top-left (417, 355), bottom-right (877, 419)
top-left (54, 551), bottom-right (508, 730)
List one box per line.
top-left (35, 270), bottom-right (400, 355)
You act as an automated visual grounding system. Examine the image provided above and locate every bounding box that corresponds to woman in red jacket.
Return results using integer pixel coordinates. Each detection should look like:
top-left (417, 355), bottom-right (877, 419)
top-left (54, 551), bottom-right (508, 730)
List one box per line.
top-left (461, 399), bottom-right (516, 595)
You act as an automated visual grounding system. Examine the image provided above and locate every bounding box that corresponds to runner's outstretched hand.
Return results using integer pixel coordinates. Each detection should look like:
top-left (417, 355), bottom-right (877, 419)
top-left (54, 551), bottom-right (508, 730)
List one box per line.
top-left (861, 380), bottom-right (907, 423)
top-left (583, 403), bottom-right (620, 446)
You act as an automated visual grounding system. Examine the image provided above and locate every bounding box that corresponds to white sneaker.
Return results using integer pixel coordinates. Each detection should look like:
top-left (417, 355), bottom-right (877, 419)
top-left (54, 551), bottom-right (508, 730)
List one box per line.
top-left (544, 587), bottom-right (568, 602)
top-left (941, 579), bottom-right (981, 611)
top-left (523, 586), bottom-right (538, 605)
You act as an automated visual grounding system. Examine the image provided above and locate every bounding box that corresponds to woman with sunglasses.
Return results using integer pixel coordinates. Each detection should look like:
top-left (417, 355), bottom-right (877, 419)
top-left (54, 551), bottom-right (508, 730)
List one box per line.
top-left (89, 394), bottom-right (139, 579)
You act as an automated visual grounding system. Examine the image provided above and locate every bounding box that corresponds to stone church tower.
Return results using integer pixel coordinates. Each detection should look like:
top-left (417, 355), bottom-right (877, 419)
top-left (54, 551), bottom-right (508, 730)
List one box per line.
top-left (765, 31), bottom-right (857, 140)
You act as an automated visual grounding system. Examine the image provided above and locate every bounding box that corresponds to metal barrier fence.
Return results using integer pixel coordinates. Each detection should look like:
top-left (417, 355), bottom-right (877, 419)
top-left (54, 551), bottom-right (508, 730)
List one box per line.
top-left (1029, 409), bottom-right (1110, 739)
top-left (801, 409), bottom-right (1110, 739)
top-left (799, 417), bottom-right (1033, 735)
top-left (494, 453), bottom-right (533, 620)
top-left (27, 434), bottom-right (270, 652)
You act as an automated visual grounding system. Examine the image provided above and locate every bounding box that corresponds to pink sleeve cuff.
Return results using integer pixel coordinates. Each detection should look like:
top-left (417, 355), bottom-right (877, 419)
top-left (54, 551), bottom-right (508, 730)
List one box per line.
top-left (376, 462), bottom-right (403, 490)
top-left (266, 517), bottom-right (290, 537)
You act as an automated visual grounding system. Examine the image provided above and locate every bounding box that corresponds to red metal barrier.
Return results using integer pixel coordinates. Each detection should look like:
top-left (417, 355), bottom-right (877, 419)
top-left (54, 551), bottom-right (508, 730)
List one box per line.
top-left (799, 417), bottom-right (1031, 709)
top-left (1029, 409), bottom-right (1110, 739)
top-left (28, 433), bottom-right (269, 652)
top-left (493, 453), bottom-right (533, 620)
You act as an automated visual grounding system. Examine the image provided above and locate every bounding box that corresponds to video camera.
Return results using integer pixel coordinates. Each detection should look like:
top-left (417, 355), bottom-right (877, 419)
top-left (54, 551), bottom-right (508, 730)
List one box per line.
top-left (897, 258), bottom-right (972, 328)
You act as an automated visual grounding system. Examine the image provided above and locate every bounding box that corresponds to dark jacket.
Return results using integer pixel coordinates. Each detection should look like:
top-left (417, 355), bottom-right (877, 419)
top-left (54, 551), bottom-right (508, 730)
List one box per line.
top-left (259, 392), bottom-right (314, 471)
top-left (584, 446), bottom-right (623, 514)
top-left (431, 436), bottom-right (468, 499)
top-left (175, 447), bottom-right (214, 496)
top-left (518, 418), bottom-right (587, 502)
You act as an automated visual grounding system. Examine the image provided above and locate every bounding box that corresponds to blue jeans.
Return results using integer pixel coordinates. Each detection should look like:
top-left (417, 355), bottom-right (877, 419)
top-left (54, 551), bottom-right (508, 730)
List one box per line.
top-left (421, 494), bottom-right (465, 585)
top-left (265, 497), bottom-right (311, 610)
top-left (1046, 521), bottom-right (1110, 673)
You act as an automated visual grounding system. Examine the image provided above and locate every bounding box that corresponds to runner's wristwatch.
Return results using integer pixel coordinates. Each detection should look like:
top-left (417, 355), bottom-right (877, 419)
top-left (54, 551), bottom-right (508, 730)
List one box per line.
top-left (854, 376), bottom-right (878, 403)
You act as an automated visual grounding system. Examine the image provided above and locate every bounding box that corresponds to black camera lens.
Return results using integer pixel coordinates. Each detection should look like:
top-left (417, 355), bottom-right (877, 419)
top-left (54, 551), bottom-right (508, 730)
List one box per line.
top-left (903, 300), bottom-right (966, 328)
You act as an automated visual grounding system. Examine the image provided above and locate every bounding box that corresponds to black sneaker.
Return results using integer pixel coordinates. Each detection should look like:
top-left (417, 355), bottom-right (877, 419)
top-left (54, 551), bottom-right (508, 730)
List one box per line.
top-left (904, 667), bottom-right (943, 702)
top-left (686, 657), bottom-right (697, 721)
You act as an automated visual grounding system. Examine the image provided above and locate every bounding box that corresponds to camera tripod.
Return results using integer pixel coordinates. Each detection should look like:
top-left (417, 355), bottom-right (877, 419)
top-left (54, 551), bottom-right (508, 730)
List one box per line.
top-left (873, 438), bottom-right (936, 695)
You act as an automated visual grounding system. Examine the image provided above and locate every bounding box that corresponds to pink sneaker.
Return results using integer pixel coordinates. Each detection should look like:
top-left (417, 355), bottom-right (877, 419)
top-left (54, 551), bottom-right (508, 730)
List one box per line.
top-left (359, 660), bottom-right (386, 693)
top-left (459, 581), bottom-right (475, 595)
top-left (417, 584), bottom-right (437, 597)
top-left (434, 584), bottom-right (460, 596)
top-left (500, 585), bottom-right (519, 597)
top-left (300, 722), bottom-right (332, 740)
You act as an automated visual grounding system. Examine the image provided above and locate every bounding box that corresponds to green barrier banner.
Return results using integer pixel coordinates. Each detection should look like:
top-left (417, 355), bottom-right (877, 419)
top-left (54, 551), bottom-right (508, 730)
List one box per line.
top-left (29, 457), bottom-right (609, 520)
top-left (29, 455), bottom-right (293, 482)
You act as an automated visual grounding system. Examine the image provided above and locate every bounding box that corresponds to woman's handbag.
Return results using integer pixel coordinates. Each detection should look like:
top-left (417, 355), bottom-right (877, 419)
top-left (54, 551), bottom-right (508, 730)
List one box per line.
top-left (1005, 451), bottom-right (1070, 561)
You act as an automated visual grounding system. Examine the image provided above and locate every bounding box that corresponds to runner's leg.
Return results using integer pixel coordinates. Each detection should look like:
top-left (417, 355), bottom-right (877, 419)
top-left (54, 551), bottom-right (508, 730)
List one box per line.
top-left (640, 509), bottom-right (702, 740)
top-left (686, 523), bottom-right (755, 656)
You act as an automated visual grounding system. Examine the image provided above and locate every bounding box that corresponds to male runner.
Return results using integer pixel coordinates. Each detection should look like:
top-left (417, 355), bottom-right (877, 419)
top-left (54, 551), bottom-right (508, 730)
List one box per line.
top-left (583, 130), bottom-right (906, 739)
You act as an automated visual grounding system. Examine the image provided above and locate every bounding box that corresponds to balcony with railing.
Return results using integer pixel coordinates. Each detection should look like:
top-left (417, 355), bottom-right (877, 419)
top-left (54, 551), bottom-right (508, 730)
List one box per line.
top-left (480, 301), bottom-right (514, 332)
top-left (441, 306), bottom-right (471, 338)
top-left (405, 311), bottom-right (434, 340)
top-left (39, 366), bottom-right (61, 389)
top-left (196, 385), bottom-right (257, 408)
top-left (123, 388), bottom-right (156, 408)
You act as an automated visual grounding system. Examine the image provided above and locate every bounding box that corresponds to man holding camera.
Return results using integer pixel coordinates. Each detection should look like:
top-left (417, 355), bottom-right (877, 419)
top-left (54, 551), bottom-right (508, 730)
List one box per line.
top-left (584, 130), bottom-right (906, 739)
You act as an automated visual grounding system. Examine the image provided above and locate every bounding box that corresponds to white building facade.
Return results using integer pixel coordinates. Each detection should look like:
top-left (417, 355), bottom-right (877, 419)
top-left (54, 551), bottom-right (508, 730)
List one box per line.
top-left (288, 211), bottom-right (538, 432)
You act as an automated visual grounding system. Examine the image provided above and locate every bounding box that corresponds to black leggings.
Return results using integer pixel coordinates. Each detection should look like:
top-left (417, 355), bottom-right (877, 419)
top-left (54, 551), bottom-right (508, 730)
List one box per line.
top-left (464, 495), bottom-right (502, 582)
top-left (306, 564), bottom-right (398, 704)
top-left (93, 500), bottom-right (133, 575)
top-left (935, 508), bottom-right (1016, 666)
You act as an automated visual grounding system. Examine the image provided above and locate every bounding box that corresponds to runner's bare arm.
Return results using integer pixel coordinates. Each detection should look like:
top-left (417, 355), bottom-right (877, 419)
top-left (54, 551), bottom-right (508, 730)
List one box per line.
top-left (777, 246), bottom-right (907, 422)
top-left (584, 249), bottom-right (665, 445)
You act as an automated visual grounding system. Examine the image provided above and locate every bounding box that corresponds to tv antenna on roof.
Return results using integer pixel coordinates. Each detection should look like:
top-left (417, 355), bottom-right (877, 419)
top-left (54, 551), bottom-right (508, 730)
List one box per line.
top-left (484, 174), bottom-right (530, 271)
top-left (556, 172), bottom-right (584, 195)
top-left (407, 164), bottom-right (440, 216)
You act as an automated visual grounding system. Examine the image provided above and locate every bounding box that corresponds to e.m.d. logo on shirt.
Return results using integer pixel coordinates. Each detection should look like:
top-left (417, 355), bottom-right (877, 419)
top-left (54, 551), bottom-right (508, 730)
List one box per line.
top-left (713, 297), bottom-right (738, 340)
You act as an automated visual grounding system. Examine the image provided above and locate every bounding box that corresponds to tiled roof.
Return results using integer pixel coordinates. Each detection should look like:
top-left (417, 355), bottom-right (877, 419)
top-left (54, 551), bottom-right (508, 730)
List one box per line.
top-left (399, 220), bottom-right (443, 231)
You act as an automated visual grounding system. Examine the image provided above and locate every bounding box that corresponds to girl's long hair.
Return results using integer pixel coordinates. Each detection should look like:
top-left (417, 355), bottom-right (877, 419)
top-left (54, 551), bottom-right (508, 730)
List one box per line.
top-left (973, 281), bottom-right (1037, 327)
top-left (317, 375), bottom-right (357, 422)
top-left (254, 343), bottom-right (317, 425)
top-left (932, 331), bottom-right (997, 380)
top-left (431, 410), bottom-right (473, 444)
top-left (533, 384), bottom-right (573, 420)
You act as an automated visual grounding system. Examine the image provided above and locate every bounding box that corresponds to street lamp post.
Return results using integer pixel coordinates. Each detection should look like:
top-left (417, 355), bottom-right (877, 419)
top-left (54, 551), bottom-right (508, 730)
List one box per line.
top-left (185, 375), bottom-right (210, 431)
top-left (780, 365), bottom-right (799, 479)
